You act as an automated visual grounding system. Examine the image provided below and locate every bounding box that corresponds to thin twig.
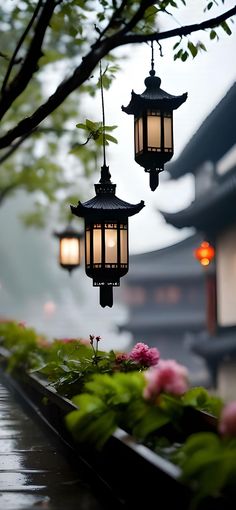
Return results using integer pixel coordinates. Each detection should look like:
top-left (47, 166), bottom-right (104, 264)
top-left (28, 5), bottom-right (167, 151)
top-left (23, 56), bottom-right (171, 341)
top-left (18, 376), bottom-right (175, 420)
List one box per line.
top-left (1, 0), bottom-right (43, 94)
top-left (0, 0), bottom-right (58, 121)
top-left (0, 129), bottom-right (36, 165)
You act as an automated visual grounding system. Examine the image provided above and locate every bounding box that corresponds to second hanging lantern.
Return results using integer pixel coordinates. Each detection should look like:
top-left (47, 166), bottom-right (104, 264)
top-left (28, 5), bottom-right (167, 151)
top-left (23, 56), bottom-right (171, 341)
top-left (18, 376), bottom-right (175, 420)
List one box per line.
top-left (71, 164), bottom-right (144, 307)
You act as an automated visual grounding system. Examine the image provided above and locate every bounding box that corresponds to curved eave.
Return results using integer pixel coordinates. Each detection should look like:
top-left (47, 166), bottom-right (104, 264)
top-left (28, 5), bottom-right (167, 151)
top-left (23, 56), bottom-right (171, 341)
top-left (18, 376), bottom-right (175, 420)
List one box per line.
top-left (120, 311), bottom-right (205, 331)
top-left (71, 197), bottom-right (145, 220)
top-left (167, 82), bottom-right (236, 179)
top-left (122, 90), bottom-right (187, 115)
top-left (191, 330), bottom-right (236, 362)
top-left (161, 174), bottom-right (236, 232)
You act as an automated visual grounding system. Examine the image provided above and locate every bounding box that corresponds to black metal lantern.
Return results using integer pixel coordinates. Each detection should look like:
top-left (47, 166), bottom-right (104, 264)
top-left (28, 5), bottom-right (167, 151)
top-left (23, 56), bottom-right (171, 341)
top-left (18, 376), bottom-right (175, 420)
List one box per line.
top-left (122, 45), bottom-right (187, 191)
top-left (71, 165), bottom-right (144, 307)
top-left (53, 224), bottom-right (83, 274)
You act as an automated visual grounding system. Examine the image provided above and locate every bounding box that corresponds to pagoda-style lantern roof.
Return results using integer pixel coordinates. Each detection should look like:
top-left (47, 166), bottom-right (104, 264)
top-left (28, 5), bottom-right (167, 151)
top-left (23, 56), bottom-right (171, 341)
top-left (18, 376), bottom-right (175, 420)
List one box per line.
top-left (71, 166), bottom-right (144, 220)
top-left (122, 71), bottom-right (187, 116)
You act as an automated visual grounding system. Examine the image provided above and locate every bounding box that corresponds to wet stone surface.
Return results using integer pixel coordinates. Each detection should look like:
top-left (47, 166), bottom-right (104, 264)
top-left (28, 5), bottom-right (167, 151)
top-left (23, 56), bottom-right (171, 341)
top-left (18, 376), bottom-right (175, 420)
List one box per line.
top-left (0, 379), bottom-right (111, 510)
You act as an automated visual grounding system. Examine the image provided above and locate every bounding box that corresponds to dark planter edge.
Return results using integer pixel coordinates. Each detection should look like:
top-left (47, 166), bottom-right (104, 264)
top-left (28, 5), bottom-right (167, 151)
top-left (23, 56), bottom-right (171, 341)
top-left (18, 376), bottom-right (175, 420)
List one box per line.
top-left (0, 347), bottom-right (220, 508)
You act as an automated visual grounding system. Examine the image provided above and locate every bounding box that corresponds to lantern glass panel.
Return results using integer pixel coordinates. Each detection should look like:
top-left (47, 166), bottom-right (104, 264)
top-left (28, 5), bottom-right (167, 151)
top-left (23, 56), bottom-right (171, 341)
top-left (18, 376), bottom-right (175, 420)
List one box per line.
top-left (105, 224), bottom-right (117, 264)
top-left (120, 226), bottom-right (128, 264)
top-left (135, 117), bottom-right (143, 153)
top-left (86, 229), bottom-right (90, 265)
top-left (164, 114), bottom-right (172, 150)
top-left (93, 225), bottom-right (102, 264)
top-left (147, 111), bottom-right (161, 151)
top-left (60, 238), bottom-right (80, 265)
top-left (135, 117), bottom-right (143, 154)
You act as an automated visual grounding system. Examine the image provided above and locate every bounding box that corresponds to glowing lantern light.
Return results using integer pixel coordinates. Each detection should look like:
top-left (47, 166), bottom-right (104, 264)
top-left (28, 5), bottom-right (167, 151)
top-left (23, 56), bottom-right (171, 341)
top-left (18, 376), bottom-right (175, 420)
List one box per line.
top-left (194, 241), bottom-right (215, 267)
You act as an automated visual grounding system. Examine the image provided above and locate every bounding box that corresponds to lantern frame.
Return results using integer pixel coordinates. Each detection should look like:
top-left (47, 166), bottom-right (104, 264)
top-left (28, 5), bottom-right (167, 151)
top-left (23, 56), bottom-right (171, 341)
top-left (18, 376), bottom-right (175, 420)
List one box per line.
top-left (122, 69), bottom-right (187, 191)
top-left (53, 224), bottom-right (83, 274)
top-left (71, 165), bottom-right (144, 307)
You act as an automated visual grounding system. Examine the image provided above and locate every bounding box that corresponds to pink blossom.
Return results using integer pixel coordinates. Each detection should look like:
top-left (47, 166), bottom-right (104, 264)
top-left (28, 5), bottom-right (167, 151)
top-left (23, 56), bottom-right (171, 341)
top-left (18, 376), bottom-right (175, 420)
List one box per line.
top-left (79, 338), bottom-right (90, 346)
top-left (116, 353), bottom-right (129, 364)
top-left (128, 342), bottom-right (160, 367)
top-left (18, 321), bottom-right (26, 328)
top-left (143, 359), bottom-right (189, 400)
top-left (219, 401), bottom-right (236, 437)
top-left (59, 338), bottom-right (78, 344)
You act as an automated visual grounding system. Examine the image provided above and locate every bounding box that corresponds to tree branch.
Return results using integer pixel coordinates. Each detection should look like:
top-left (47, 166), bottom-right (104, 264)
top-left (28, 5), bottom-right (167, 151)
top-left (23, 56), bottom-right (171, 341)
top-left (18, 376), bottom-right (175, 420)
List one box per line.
top-left (117, 4), bottom-right (236, 45)
top-left (0, 183), bottom-right (19, 206)
top-left (1, 0), bottom-right (43, 95)
top-left (0, 0), bottom-right (58, 121)
top-left (0, 4), bottom-right (235, 149)
top-left (0, 130), bottom-right (37, 165)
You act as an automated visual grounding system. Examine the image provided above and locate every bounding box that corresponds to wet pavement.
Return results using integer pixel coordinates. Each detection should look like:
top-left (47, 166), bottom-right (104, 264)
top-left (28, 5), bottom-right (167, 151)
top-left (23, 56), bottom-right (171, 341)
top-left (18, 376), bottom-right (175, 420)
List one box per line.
top-left (0, 377), bottom-right (112, 510)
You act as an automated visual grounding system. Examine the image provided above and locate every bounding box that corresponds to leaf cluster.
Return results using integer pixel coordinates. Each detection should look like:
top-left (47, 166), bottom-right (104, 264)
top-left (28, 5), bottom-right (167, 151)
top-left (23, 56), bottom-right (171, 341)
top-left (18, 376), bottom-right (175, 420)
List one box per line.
top-left (1, 320), bottom-right (235, 507)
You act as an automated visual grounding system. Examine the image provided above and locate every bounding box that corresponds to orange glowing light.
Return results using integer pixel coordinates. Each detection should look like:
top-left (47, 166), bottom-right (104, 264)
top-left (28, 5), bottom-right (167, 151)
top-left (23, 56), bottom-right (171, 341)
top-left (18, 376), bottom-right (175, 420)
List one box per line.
top-left (194, 241), bottom-right (215, 267)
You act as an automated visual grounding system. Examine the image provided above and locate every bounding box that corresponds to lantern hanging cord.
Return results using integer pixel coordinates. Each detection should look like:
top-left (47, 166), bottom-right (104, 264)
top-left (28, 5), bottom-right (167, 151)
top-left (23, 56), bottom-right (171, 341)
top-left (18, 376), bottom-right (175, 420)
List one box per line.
top-left (151, 40), bottom-right (154, 73)
top-left (99, 60), bottom-right (106, 167)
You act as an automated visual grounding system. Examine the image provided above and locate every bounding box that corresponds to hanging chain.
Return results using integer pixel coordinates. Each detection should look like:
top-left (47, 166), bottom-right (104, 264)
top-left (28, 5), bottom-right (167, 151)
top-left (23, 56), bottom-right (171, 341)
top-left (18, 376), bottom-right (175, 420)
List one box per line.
top-left (151, 40), bottom-right (154, 73)
top-left (99, 60), bottom-right (106, 167)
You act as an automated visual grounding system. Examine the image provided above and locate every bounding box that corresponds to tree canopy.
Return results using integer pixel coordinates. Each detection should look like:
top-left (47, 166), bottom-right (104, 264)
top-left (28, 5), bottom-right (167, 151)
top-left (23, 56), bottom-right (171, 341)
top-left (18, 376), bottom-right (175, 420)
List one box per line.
top-left (0, 0), bottom-right (235, 226)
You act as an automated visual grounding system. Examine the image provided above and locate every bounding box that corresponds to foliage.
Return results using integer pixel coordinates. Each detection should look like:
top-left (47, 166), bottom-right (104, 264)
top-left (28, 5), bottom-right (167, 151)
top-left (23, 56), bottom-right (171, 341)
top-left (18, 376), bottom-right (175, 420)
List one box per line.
top-left (65, 372), bottom-right (221, 449)
top-left (174, 433), bottom-right (236, 509)
top-left (0, 1), bottom-right (235, 225)
top-left (0, 320), bottom-right (38, 370)
top-left (1, 320), bottom-right (236, 507)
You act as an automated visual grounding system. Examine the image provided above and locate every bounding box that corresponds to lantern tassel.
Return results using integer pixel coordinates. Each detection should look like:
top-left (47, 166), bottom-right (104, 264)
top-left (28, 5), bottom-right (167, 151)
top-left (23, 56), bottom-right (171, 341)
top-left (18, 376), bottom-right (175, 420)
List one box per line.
top-left (100, 285), bottom-right (113, 308)
top-left (149, 170), bottom-right (159, 191)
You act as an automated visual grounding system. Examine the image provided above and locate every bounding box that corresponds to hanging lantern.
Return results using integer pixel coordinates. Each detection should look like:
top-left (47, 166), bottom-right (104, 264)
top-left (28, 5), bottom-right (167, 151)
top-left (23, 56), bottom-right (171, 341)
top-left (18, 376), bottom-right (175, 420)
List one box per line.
top-left (194, 241), bottom-right (215, 267)
top-left (122, 46), bottom-right (187, 191)
top-left (53, 224), bottom-right (83, 274)
top-left (71, 165), bottom-right (144, 307)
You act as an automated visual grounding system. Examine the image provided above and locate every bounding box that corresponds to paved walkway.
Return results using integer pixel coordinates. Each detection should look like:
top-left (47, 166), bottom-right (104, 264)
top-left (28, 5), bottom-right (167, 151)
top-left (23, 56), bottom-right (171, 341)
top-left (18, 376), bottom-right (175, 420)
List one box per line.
top-left (0, 377), bottom-right (112, 510)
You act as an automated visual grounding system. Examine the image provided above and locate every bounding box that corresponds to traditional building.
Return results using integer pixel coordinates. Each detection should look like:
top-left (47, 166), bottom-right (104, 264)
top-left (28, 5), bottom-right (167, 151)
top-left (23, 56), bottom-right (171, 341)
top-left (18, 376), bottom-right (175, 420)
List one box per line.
top-left (161, 82), bottom-right (236, 397)
top-left (121, 234), bottom-right (210, 385)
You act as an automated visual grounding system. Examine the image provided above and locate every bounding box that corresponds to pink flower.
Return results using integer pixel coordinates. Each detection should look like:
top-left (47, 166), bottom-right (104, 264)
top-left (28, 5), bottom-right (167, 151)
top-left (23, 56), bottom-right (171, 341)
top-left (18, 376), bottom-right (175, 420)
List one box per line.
top-left (59, 338), bottom-right (77, 344)
top-left (116, 353), bottom-right (129, 364)
top-left (143, 359), bottom-right (189, 400)
top-left (128, 342), bottom-right (160, 367)
top-left (79, 338), bottom-right (90, 346)
top-left (18, 321), bottom-right (26, 328)
top-left (219, 401), bottom-right (236, 437)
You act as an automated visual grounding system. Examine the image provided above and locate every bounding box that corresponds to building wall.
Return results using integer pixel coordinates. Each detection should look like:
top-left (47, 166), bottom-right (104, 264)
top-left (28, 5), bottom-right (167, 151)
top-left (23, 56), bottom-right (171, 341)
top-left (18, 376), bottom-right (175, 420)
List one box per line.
top-left (217, 223), bottom-right (236, 327)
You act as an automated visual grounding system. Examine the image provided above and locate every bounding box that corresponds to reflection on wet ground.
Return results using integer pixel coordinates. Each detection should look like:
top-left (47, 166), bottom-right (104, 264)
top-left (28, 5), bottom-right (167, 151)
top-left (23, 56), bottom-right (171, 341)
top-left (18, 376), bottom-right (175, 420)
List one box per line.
top-left (0, 379), bottom-right (110, 509)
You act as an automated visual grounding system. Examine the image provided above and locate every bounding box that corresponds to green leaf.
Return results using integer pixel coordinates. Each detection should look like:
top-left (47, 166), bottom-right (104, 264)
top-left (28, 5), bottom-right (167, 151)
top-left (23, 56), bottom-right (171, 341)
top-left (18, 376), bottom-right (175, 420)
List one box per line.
top-left (187, 41), bottom-right (198, 58)
top-left (221, 20), bottom-right (232, 36)
top-left (133, 406), bottom-right (170, 440)
top-left (210, 29), bottom-right (217, 40)
top-left (104, 134), bottom-right (118, 144)
top-left (173, 39), bottom-right (181, 50)
top-left (197, 41), bottom-right (207, 52)
top-left (181, 51), bottom-right (189, 62)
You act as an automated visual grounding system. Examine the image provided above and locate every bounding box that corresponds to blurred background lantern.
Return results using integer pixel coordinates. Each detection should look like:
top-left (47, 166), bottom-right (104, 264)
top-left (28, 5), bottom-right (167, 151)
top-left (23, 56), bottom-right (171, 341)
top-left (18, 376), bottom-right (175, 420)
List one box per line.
top-left (194, 241), bottom-right (215, 267)
top-left (53, 223), bottom-right (83, 274)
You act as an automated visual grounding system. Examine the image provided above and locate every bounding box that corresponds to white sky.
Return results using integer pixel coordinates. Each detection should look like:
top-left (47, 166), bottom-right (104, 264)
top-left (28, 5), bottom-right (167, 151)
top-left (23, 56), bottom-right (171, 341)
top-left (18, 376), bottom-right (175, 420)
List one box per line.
top-left (96, 0), bottom-right (236, 254)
